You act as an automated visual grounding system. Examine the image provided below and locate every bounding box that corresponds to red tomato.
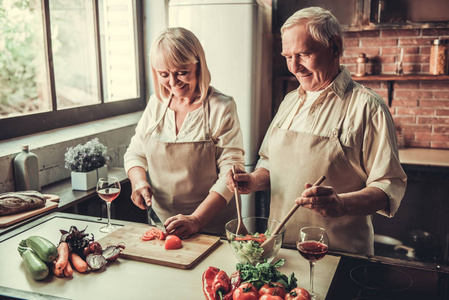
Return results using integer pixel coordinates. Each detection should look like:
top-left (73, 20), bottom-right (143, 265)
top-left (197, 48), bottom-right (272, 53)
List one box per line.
top-left (258, 282), bottom-right (286, 298)
top-left (164, 235), bottom-right (182, 250)
top-left (285, 287), bottom-right (311, 300)
top-left (259, 295), bottom-right (283, 300)
top-left (233, 283), bottom-right (259, 300)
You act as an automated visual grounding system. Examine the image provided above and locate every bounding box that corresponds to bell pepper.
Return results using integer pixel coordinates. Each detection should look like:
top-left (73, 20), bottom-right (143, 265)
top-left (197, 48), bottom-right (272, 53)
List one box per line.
top-left (223, 270), bottom-right (242, 300)
top-left (203, 266), bottom-right (221, 300)
top-left (213, 270), bottom-right (231, 299)
top-left (203, 267), bottom-right (239, 300)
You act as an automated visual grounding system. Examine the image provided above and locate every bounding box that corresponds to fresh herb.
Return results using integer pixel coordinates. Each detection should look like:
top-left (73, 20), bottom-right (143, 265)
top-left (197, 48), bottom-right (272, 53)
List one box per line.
top-left (236, 259), bottom-right (298, 291)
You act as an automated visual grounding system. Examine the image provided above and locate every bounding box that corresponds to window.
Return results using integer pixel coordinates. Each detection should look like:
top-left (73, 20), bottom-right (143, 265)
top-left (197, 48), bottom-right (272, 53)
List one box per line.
top-left (0, 0), bottom-right (145, 140)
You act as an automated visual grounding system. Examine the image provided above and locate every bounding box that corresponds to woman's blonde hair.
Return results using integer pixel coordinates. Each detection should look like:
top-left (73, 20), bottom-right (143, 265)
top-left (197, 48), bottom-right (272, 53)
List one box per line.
top-left (149, 27), bottom-right (211, 102)
top-left (281, 7), bottom-right (343, 50)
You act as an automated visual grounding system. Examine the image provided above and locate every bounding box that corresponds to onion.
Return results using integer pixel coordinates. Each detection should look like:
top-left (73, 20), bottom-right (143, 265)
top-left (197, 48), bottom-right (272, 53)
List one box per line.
top-left (102, 244), bottom-right (125, 262)
top-left (86, 253), bottom-right (107, 271)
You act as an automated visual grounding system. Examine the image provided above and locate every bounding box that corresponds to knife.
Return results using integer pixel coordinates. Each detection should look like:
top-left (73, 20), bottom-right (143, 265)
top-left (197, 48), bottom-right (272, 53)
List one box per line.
top-left (147, 204), bottom-right (167, 233)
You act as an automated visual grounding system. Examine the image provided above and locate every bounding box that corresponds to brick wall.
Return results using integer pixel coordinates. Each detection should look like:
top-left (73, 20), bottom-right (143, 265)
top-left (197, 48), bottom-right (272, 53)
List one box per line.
top-left (342, 28), bottom-right (449, 149)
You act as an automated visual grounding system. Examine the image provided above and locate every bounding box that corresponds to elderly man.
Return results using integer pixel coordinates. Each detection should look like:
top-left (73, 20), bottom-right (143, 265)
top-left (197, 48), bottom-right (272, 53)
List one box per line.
top-left (228, 7), bottom-right (407, 254)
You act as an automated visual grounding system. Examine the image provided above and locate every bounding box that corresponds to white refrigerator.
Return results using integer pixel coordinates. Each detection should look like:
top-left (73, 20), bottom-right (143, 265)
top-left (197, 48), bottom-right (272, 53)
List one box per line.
top-left (168, 0), bottom-right (272, 217)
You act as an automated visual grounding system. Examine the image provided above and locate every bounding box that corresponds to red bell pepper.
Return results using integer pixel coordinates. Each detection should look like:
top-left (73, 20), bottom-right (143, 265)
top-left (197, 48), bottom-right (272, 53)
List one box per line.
top-left (203, 266), bottom-right (221, 300)
top-left (223, 270), bottom-right (242, 300)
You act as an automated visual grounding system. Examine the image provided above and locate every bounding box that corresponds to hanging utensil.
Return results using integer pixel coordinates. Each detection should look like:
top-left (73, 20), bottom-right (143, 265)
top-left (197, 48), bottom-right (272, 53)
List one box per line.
top-left (232, 165), bottom-right (248, 235)
top-left (260, 175), bottom-right (326, 257)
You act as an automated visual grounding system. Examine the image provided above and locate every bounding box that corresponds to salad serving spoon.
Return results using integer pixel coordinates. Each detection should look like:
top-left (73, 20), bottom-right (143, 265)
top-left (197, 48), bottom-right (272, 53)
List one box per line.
top-left (232, 165), bottom-right (249, 236)
top-left (260, 175), bottom-right (326, 258)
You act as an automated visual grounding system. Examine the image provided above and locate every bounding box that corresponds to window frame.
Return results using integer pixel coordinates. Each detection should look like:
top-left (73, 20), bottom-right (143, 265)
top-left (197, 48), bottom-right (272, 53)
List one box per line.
top-left (0, 0), bottom-right (146, 141)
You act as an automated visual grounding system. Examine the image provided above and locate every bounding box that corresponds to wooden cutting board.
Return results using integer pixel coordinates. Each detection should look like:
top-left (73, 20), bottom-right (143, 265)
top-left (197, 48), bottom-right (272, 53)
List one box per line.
top-left (98, 222), bottom-right (221, 269)
top-left (0, 194), bottom-right (59, 228)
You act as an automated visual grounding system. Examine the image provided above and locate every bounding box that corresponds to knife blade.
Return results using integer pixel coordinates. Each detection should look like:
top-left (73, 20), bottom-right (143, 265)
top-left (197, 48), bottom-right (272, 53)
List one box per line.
top-left (147, 205), bottom-right (167, 233)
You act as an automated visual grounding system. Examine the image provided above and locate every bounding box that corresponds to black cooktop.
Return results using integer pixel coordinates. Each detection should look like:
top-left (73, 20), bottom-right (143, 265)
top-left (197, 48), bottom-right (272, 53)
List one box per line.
top-left (325, 256), bottom-right (449, 300)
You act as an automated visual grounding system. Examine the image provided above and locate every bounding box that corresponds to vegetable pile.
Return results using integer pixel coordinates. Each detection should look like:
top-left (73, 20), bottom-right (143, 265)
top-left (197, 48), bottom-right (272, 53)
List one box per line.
top-left (17, 225), bottom-right (125, 281)
top-left (202, 259), bottom-right (311, 300)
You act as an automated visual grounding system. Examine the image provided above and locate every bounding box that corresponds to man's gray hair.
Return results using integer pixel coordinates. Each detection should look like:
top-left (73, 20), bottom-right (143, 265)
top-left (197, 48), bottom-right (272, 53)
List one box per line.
top-left (281, 6), bottom-right (343, 48)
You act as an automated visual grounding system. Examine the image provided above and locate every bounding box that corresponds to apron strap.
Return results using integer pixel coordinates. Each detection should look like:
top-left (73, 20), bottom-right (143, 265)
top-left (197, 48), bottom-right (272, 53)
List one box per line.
top-left (202, 89), bottom-right (212, 141)
top-left (145, 96), bottom-right (172, 139)
top-left (332, 82), bottom-right (353, 137)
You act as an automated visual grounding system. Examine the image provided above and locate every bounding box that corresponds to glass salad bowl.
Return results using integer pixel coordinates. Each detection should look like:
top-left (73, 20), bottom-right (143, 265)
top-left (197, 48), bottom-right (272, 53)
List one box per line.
top-left (225, 217), bottom-right (285, 265)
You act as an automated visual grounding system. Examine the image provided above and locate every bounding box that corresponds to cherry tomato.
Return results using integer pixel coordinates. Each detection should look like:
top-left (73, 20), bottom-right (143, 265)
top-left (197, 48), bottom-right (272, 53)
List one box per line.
top-left (164, 235), bottom-right (182, 250)
top-left (258, 282), bottom-right (286, 298)
top-left (233, 283), bottom-right (259, 300)
top-left (285, 287), bottom-right (311, 300)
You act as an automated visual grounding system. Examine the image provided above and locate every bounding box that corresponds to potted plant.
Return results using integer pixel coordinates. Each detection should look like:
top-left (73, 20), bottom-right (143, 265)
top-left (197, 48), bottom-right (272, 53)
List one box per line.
top-left (64, 138), bottom-right (109, 190)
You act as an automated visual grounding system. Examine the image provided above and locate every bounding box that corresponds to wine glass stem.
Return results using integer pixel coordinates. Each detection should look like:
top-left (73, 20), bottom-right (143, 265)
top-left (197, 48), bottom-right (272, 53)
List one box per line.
top-left (106, 202), bottom-right (112, 227)
top-left (309, 261), bottom-right (316, 298)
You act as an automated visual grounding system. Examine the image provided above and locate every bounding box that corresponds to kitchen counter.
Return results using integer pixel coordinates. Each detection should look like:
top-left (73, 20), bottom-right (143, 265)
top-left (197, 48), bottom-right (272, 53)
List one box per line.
top-left (399, 148), bottom-right (449, 167)
top-left (0, 213), bottom-right (339, 300)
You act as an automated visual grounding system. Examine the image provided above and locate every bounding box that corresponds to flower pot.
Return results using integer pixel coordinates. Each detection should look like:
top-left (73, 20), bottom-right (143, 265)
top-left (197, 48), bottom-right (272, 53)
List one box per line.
top-left (71, 169), bottom-right (97, 191)
top-left (71, 165), bottom-right (108, 191)
top-left (96, 165), bottom-right (108, 179)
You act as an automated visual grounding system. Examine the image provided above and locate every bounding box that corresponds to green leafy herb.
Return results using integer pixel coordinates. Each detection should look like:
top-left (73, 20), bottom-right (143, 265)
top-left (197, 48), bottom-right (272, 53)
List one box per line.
top-left (236, 259), bottom-right (298, 291)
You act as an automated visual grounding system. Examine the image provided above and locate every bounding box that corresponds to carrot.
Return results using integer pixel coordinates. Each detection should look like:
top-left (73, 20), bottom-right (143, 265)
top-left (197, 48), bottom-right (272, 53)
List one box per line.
top-left (69, 252), bottom-right (90, 273)
top-left (63, 260), bottom-right (73, 277)
top-left (51, 261), bottom-right (64, 277)
top-left (53, 242), bottom-right (69, 275)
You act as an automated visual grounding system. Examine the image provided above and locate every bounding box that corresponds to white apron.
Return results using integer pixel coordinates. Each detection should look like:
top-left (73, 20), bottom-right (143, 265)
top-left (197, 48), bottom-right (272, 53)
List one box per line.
top-left (269, 89), bottom-right (374, 254)
top-left (143, 90), bottom-right (236, 235)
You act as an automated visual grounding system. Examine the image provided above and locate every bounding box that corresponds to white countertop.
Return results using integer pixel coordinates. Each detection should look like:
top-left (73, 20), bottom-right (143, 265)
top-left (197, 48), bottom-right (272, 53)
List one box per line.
top-left (0, 215), bottom-right (340, 300)
top-left (399, 148), bottom-right (449, 167)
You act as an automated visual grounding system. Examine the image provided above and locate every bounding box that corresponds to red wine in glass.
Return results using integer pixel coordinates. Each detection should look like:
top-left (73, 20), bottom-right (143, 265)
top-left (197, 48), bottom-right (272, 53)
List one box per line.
top-left (297, 241), bottom-right (328, 263)
top-left (297, 226), bottom-right (329, 300)
top-left (96, 177), bottom-right (121, 233)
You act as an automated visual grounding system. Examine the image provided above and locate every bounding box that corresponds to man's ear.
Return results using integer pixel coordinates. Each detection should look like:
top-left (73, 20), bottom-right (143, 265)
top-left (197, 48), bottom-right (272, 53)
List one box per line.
top-left (330, 36), bottom-right (343, 58)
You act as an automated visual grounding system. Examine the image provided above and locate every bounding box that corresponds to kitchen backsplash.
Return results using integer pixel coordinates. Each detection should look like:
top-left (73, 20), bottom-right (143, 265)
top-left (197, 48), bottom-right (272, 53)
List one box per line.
top-left (342, 28), bottom-right (449, 149)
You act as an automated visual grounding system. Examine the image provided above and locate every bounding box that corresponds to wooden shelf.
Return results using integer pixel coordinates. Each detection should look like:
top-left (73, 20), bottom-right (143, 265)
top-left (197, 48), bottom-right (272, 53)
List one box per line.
top-left (353, 74), bottom-right (449, 81)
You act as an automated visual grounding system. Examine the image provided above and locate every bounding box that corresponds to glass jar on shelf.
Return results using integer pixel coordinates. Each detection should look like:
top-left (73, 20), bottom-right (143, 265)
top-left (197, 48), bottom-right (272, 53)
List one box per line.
top-left (355, 53), bottom-right (368, 77)
top-left (429, 39), bottom-right (448, 75)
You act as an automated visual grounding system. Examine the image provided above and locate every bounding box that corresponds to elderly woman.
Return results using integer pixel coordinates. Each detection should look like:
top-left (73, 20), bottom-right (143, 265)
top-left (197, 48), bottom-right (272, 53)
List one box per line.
top-left (124, 27), bottom-right (244, 237)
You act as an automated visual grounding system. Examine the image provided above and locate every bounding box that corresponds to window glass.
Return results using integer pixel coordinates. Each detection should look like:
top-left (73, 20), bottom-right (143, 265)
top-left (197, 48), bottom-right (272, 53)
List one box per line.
top-left (100, 0), bottom-right (139, 102)
top-left (50, 0), bottom-right (99, 109)
top-left (0, 0), bottom-right (50, 117)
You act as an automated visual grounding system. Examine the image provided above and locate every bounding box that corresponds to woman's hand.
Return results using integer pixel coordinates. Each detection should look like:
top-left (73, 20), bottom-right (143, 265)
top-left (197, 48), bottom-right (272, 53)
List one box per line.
top-left (226, 168), bottom-right (257, 194)
top-left (164, 214), bottom-right (202, 238)
top-left (131, 180), bottom-right (153, 210)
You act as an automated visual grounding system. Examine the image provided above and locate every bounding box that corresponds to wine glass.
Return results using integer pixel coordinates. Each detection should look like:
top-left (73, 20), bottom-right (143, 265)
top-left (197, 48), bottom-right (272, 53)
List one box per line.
top-left (96, 176), bottom-right (121, 233)
top-left (297, 226), bottom-right (329, 300)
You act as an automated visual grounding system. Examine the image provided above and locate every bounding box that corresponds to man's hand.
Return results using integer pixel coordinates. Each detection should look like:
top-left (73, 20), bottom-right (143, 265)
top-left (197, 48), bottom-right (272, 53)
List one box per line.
top-left (295, 183), bottom-right (346, 218)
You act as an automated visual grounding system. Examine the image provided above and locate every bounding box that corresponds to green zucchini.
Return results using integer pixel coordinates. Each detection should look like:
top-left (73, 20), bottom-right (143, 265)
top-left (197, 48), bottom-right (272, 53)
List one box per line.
top-left (18, 246), bottom-right (49, 280)
top-left (20, 236), bottom-right (58, 263)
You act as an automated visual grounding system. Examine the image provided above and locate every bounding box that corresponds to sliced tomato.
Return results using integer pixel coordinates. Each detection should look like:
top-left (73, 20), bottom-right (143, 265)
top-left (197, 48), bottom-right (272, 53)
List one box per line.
top-left (141, 228), bottom-right (167, 241)
top-left (165, 235), bottom-right (182, 250)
